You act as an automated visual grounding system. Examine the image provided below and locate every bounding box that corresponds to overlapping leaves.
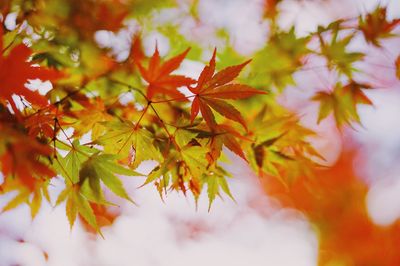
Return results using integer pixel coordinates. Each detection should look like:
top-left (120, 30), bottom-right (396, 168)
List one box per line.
top-left (189, 49), bottom-right (266, 129)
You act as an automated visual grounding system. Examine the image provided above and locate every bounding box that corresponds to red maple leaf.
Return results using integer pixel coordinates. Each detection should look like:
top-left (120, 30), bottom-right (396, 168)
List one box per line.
top-left (0, 130), bottom-right (55, 191)
top-left (206, 124), bottom-right (251, 162)
top-left (0, 28), bottom-right (62, 113)
top-left (189, 49), bottom-right (266, 130)
top-left (128, 34), bottom-right (145, 69)
top-left (136, 46), bottom-right (195, 99)
top-left (359, 6), bottom-right (400, 47)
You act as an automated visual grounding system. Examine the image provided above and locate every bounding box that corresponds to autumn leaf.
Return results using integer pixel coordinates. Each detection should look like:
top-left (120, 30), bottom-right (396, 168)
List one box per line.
top-left (128, 34), bottom-right (146, 68)
top-left (312, 81), bottom-right (373, 127)
top-left (317, 24), bottom-right (365, 77)
top-left (96, 120), bottom-right (162, 168)
top-left (24, 107), bottom-right (69, 139)
top-left (206, 174), bottom-right (235, 211)
top-left (55, 184), bottom-right (99, 232)
top-left (136, 46), bottom-right (195, 99)
top-left (0, 130), bottom-right (55, 191)
top-left (312, 91), bottom-right (338, 124)
top-left (79, 154), bottom-right (140, 203)
top-left (0, 176), bottom-right (50, 219)
top-left (80, 202), bottom-right (120, 234)
top-left (141, 144), bottom-right (235, 208)
top-left (201, 124), bottom-right (249, 163)
top-left (54, 140), bottom-right (97, 184)
top-left (189, 49), bottom-right (266, 129)
top-left (141, 151), bottom-right (178, 187)
top-left (55, 152), bottom-right (141, 231)
top-left (71, 98), bottom-right (113, 139)
top-left (0, 27), bottom-right (62, 113)
top-left (359, 6), bottom-right (400, 47)
top-left (250, 28), bottom-right (310, 90)
top-left (396, 55), bottom-right (400, 80)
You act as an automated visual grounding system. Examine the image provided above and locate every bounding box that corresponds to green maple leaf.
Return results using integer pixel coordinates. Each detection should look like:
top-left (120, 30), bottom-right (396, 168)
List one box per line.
top-left (79, 154), bottom-right (141, 203)
top-left (317, 23), bottom-right (365, 77)
top-left (56, 185), bottom-right (99, 232)
top-left (312, 81), bottom-right (373, 127)
top-left (55, 140), bottom-right (97, 184)
top-left (96, 121), bottom-right (162, 168)
top-left (206, 174), bottom-right (235, 211)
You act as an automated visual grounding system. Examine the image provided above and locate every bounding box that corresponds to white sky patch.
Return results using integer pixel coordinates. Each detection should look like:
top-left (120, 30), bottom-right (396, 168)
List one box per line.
top-left (198, 0), bottom-right (268, 55)
top-left (143, 31), bottom-right (171, 56)
top-left (94, 20), bottom-right (139, 62)
top-left (367, 172), bottom-right (400, 226)
top-left (4, 12), bottom-right (17, 30)
top-left (25, 79), bottom-right (54, 95)
top-left (0, 163), bottom-right (318, 266)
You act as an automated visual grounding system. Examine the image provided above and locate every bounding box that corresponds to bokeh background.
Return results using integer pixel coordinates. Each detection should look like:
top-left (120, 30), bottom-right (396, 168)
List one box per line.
top-left (1, 0), bottom-right (400, 265)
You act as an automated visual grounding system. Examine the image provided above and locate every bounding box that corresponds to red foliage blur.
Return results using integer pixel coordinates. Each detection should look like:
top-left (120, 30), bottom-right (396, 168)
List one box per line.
top-left (262, 149), bottom-right (400, 265)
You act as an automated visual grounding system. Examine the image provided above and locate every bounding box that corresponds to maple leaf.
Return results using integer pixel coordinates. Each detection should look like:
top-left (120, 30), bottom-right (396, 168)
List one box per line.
top-left (312, 81), bottom-right (373, 127)
top-left (80, 202), bottom-right (120, 234)
top-left (0, 28), bottom-right (62, 113)
top-left (79, 154), bottom-right (139, 203)
top-left (128, 34), bottom-right (146, 68)
top-left (24, 107), bottom-right (69, 139)
top-left (206, 174), bottom-right (235, 211)
top-left (0, 129), bottom-right (55, 191)
top-left (189, 49), bottom-right (266, 129)
top-left (54, 140), bottom-right (97, 184)
top-left (140, 146), bottom-right (207, 200)
top-left (136, 47), bottom-right (195, 99)
top-left (55, 184), bottom-right (100, 231)
top-left (194, 124), bottom-right (250, 163)
top-left (96, 120), bottom-right (162, 168)
top-left (359, 6), bottom-right (400, 47)
top-left (142, 144), bottom-right (234, 208)
top-left (250, 28), bottom-right (310, 90)
top-left (55, 150), bottom-right (140, 231)
top-left (0, 176), bottom-right (50, 218)
top-left (243, 110), bottom-right (322, 182)
top-left (71, 98), bottom-right (113, 139)
top-left (317, 22), bottom-right (365, 77)
top-left (396, 55), bottom-right (400, 80)
top-left (0, 126), bottom-right (55, 216)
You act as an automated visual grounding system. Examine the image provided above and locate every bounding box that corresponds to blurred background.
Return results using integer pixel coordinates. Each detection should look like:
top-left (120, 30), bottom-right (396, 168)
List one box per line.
top-left (1, 0), bottom-right (400, 265)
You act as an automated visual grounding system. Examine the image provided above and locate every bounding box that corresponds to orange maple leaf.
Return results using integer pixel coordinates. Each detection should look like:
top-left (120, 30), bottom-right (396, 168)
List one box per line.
top-left (189, 49), bottom-right (266, 129)
top-left (359, 6), bottom-right (400, 47)
top-left (136, 46), bottom-right (195, 99)
top-left (80, 203), bottom-right (120, 234)
top-left (207, 124), bottom-right (250, 162)
top-left (0, 28), bottom-right (62, 113)
top-left (0, 130), bottom-right (55, 191)
top-left (24, 107), bottom-right (69, 139)
top-left (128, 34), bottom-right (146, 70)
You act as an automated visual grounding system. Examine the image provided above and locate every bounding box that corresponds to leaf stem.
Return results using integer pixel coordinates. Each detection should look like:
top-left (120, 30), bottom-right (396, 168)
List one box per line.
top-left (149, 103), bottom-right (181, 152)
